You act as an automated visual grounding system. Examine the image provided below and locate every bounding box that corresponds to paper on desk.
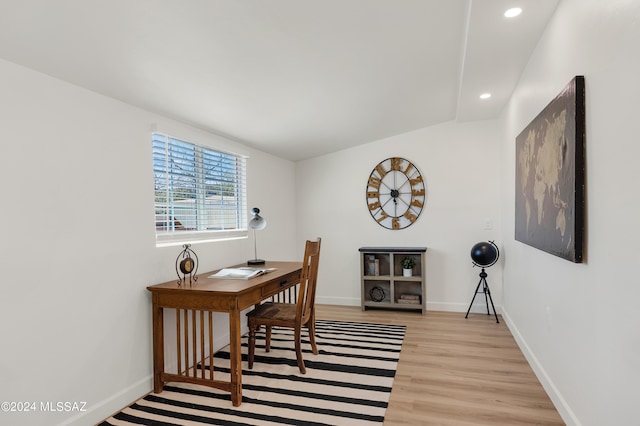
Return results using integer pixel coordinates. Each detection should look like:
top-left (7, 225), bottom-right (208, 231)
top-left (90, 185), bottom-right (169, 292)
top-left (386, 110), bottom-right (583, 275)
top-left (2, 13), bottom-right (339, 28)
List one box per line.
top-left (208, 267), bottom-right (276, 279)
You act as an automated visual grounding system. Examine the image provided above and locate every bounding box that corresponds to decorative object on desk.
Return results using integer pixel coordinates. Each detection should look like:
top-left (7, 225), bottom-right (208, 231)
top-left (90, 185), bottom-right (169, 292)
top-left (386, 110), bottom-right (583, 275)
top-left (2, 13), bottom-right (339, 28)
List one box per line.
top-left (175, 243), bottom-right (198, 286)
top-left (366, 157), bottom-right (425, 230)
top-left (515, 76), bottom-right (585, 263)
top-left (401, 256), bottom-right (415, 277)
top-left (465, 241), bottom-right (499, 323)
top-left (247, 207), bottom-right (267, 265)
top-left (369, 286), bottom-right (386, 302)
top-left (103, 319), bottom-right (405, 426)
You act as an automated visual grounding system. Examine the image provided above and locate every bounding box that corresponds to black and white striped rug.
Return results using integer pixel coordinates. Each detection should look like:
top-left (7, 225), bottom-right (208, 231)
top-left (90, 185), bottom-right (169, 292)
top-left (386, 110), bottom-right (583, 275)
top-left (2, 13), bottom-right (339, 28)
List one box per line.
top-left (102, 320), bottom-right (406, 425)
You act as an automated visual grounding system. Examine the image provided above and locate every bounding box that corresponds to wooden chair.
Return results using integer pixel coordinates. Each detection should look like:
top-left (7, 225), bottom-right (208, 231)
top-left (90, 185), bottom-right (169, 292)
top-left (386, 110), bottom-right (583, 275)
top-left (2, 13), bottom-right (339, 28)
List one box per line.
top-left (247, 238), bottom-right (321, 374)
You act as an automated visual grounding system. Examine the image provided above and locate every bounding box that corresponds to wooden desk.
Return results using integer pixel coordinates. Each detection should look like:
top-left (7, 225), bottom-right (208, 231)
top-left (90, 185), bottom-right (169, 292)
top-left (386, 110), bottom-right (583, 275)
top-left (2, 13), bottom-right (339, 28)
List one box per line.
top-left (147, 261), bottom-right (302, 406)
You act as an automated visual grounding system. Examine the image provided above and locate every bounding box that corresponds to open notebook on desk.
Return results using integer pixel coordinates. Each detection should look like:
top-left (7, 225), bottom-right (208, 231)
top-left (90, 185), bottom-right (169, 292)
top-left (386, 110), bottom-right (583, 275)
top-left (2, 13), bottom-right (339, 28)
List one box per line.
top-left (209, 267), bottom-right (276, 280)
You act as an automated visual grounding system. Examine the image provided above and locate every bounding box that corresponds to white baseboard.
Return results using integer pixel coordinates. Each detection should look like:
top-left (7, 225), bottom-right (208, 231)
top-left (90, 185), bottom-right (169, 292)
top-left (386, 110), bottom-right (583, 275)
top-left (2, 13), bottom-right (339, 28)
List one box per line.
top-left (316, 296), bottom-right (360, 306)
top-left (426, 301), bottom-right (501, 314)
top-left (316, 297), bottom-right (502, 315)
top-left (57, 375), bottom-right (151, 426)
top-left (500, 307), bottom-right (581, 426)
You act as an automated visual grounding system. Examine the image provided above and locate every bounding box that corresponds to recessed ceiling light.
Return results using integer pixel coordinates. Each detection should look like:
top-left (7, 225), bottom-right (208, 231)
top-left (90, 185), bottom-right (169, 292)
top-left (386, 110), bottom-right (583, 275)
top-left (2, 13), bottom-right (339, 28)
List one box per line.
top-left (480, 93), bottom-right (492, 100)
top-left (504, 7), bottom-right (522, 18)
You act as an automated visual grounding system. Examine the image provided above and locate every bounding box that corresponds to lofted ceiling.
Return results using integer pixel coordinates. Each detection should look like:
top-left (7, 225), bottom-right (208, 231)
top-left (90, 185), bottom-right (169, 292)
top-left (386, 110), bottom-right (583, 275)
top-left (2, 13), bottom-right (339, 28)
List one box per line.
top-left (0, 0), bottom-right (559, 161)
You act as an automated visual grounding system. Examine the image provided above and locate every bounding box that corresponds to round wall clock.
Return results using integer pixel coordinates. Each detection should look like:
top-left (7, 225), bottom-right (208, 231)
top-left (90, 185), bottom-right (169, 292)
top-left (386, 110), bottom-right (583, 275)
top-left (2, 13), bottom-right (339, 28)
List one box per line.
top-left (366, 157), bottom-right (426, 230)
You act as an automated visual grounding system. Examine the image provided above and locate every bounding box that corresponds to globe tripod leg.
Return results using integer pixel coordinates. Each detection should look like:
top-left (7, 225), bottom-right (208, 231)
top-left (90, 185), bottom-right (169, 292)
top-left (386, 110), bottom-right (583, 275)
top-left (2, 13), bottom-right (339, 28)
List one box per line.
top-left (465, 276), bottom-right (484, 319)
top-left (482, 278), bottom-right (490, 315)
top-left (482, 278), bottom-right (499, 324)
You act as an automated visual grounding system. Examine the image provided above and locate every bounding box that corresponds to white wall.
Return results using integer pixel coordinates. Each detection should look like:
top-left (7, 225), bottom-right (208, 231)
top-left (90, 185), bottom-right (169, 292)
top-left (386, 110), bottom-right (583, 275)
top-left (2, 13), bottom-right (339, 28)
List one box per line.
top-left (296, 120), bottom-right (503, 313)
top-left (500, 0), bottom-right (640, 424)
top-left (0, 58), bottom-right (297, 426)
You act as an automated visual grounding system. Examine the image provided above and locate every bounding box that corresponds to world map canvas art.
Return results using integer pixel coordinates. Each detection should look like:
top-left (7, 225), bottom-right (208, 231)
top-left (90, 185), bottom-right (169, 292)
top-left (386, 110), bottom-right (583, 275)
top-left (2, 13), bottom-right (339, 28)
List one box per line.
top-left (515, 76), bottom-right (585, 263)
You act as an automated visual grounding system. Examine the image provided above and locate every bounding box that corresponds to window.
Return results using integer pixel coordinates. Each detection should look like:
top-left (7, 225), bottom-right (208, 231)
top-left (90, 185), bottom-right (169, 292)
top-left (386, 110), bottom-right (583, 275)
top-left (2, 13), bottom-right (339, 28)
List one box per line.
top-left (152, 133), bottom-right (247, 245)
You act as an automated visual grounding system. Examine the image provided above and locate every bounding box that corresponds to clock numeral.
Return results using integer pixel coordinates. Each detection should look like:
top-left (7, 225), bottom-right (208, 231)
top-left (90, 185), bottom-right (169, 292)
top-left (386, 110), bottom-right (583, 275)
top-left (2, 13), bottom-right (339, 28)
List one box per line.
top-left (368, 201), bottom-right (381, 210)
top-left (375, 164), bottom-right (387, 179)
top-left (390, 157), bottom-right (402, 171)
top-left (391, 217), bottom-right (401, 229)
top-left (367, 191), bottom-right (379, 199)
top-left (368, 176), bottom-right (381, 189)
top-left (411, 188), bottom-right (425, 196)
top-left (411, 199), bottom-right (424, 208)
top-left (403, 211), bottom-right (417, 223)
top-left (376, 210), bottom-right (389, 223)
top-left (409, 175), bottom-right (423, 186)
top-left (403, 161), bottom-right (414, 175)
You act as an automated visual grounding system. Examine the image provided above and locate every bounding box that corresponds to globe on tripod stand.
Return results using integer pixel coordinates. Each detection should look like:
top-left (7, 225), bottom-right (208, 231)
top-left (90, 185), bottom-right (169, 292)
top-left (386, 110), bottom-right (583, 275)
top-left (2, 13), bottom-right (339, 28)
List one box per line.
top-left (466, 241), bottom-right (500, 323)
top-left (470, 241), bottom-right (499, 268)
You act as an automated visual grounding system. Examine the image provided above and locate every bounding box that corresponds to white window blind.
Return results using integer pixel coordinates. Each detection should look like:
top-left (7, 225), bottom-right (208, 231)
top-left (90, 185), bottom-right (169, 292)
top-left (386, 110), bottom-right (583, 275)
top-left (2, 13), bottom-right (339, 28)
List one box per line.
top-left (152, 133), bottom-right (247, 245)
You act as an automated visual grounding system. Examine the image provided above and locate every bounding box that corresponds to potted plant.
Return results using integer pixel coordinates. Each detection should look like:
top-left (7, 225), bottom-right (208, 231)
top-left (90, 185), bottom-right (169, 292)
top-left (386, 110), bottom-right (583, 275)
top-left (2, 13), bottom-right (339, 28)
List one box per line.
top-left (401, 256), bottom-right (415, 277)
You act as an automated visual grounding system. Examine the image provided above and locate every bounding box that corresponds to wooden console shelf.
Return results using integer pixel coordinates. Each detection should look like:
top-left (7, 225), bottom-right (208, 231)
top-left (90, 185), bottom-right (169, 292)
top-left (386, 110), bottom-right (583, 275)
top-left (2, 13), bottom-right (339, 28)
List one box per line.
top-left (359, 247), bottom-right (427, 315)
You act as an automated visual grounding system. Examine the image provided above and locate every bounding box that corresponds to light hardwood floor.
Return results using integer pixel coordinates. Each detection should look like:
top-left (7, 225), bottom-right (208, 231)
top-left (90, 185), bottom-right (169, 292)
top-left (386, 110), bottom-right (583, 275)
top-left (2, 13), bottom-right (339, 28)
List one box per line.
top-left (315, 304), bottom-right (565, 425)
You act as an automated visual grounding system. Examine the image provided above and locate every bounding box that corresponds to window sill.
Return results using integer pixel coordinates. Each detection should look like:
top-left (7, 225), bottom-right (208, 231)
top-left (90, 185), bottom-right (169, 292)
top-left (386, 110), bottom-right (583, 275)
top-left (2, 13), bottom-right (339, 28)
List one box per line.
top-left (155, 230), bottom-right (248, 248)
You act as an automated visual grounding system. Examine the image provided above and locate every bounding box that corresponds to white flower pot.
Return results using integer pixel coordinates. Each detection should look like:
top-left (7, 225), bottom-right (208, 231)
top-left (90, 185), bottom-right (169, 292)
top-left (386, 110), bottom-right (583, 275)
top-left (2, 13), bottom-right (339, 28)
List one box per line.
top-left (403, 268), bottom-right (412, 277)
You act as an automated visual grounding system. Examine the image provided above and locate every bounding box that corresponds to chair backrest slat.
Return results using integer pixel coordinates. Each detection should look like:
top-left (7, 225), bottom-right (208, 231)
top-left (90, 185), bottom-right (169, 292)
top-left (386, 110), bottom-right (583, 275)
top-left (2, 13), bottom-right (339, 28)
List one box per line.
top-left (296, 238), bottom-right (321, 325)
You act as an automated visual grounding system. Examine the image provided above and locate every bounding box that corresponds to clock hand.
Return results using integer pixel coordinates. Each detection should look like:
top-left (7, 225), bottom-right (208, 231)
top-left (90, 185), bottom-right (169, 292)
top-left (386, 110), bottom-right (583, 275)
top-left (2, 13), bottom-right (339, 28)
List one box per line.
top-left (380, 179), bottom-right (394, 192)
top-left (380, 197), bottom-right (394, 210)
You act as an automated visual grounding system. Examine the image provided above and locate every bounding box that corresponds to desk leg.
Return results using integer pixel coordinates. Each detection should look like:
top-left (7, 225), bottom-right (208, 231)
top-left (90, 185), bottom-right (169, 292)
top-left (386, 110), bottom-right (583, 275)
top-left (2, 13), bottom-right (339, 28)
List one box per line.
top-left (229, 303), bottom-right (243, 406)
top-left (151, 296), bottom-right (164, 393)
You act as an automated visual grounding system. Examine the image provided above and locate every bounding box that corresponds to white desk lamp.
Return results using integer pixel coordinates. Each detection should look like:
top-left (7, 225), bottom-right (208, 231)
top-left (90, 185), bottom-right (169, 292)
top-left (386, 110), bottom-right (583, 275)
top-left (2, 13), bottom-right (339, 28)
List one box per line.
top-left (247, 207), bottom-right (266, 265)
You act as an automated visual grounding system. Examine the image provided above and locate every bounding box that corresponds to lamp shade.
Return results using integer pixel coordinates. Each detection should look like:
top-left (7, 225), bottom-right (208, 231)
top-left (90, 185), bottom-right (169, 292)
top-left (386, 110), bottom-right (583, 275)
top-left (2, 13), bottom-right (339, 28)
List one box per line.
top-left (249, 207), bottom-right (267, 230)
